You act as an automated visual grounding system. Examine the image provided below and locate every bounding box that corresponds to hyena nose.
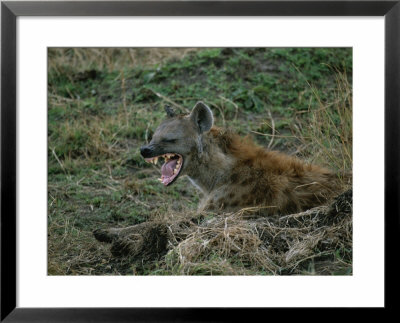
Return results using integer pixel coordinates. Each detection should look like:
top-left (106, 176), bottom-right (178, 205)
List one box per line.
top-left (140, 146), bottom-right (152, 157)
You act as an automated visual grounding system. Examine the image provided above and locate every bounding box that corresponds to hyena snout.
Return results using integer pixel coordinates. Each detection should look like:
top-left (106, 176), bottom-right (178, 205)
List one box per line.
top-left (140, 145), bottom-right (154, 158)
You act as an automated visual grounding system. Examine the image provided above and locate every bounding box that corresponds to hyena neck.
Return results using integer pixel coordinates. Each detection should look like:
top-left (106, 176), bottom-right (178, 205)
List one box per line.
top-left (186, 133), bottom-right (234, 194)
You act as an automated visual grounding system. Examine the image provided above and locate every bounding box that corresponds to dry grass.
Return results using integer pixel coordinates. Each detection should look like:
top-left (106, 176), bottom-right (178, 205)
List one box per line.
top-left (294, 71), bottom-right (353, 179)
top-left (48, 48), bottom-right (201, 72)
top-left (101, 189), bottom-right (352, 275)
top-left (170, 189), bottom-right (352, 275)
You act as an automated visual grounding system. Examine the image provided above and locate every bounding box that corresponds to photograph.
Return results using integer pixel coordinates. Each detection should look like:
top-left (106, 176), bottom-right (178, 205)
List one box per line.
top-left (47, 47), bottom-right (353, 276)
top-left (2, 0), bottom-right (398, 318)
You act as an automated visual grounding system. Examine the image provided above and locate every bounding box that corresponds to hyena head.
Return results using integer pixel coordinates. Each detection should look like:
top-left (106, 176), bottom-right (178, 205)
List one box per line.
top-left (140, 101), bottom-right (214, 186)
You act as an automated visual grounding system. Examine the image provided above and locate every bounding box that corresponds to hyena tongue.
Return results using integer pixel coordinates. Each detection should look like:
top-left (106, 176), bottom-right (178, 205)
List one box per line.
top-left (161, 159), bottom-right (178, 178)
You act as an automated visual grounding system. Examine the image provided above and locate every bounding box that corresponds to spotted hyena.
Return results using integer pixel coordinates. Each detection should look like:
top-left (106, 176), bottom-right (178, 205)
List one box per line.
top-left (140, 102), bottom-right (344, 215)
top-left (94, 101), bottom-right (348, 252)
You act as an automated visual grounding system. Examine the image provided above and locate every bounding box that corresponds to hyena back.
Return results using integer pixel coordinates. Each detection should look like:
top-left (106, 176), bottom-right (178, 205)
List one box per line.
top-left (140, 102), bottom-right (345, 215)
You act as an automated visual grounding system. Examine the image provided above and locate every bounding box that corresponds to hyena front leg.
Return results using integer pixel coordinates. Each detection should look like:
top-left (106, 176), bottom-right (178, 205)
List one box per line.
top-left (93, 225), bottom-right (138, 243)
top-left (93, 222), bottom-right (170, 258)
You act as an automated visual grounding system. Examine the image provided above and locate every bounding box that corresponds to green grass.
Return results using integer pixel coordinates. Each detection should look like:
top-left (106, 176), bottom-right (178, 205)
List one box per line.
top-left (48, 48), bottom-right (352, 275)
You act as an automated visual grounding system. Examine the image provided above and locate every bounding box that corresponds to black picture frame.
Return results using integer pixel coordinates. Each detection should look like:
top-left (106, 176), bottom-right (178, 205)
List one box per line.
top-left (1, 1), bottom-right (399, 321)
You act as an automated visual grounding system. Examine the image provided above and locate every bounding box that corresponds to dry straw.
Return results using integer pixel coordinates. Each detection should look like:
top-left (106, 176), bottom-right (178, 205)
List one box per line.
top-left (98, 189), bottom-right (352, 275)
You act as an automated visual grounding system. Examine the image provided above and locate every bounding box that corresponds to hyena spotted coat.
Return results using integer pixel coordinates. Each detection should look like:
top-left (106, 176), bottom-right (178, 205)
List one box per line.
top-left (140, 102), bottom-right (343, 215)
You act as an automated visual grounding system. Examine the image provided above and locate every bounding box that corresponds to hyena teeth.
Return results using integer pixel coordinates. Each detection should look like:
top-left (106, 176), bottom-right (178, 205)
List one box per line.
top-left (173, 169), bottom-right (178, 174)
top-left (154, 157), bottom-right (158, 164)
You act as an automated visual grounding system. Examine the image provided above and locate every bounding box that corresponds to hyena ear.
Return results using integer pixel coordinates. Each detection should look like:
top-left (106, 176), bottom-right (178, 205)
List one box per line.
top-left (164, 105), bottom-right (176, 118)
top-left (189, 101), bottom-right (214, 133)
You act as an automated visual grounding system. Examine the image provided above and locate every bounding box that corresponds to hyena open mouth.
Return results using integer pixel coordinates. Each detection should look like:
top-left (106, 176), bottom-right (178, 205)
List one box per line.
top-left (145, 153), bottom-right (183, 186)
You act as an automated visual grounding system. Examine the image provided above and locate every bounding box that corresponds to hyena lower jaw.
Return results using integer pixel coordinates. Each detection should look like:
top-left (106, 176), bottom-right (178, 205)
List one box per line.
top-left (144, 153), bottom-right (183, 186)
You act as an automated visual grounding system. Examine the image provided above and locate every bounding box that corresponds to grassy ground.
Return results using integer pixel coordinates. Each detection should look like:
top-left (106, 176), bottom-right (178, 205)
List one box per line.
top-left (48, 48), bottom-right (352, 275)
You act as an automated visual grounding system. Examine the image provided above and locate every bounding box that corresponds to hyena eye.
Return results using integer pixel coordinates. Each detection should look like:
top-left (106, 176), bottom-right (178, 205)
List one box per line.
top-left (162, 138), bottom-right (177, 144)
